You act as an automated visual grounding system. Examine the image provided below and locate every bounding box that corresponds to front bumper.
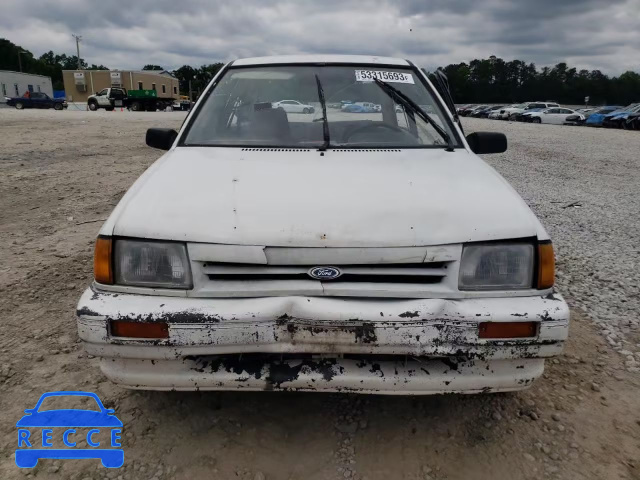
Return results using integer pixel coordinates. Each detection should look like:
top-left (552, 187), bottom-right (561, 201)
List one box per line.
top-left (77, 288), bottom-right (569, 394)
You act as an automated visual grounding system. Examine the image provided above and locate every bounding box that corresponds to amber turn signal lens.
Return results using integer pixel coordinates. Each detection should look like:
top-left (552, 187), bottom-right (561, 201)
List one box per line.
top-left (110, 320), bottom-right (169, 339)
top-left (478, 321), bottom-right (538, 339)
top-left (537, 241), bottom-right (555, 289)
top-left (94, 236), bottom-right (113, 284)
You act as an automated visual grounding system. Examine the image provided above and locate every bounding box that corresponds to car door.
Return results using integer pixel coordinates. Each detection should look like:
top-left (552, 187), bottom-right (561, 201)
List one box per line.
top-left (557, 108), bottom-right (575, 124)
top-left (110, 88), bottom-right (126, 107)
top-left (96, 89), bottom-right (111, 107)
top-left (29, 92), bottom-right (44, 108)
top-left (278, 101), bottom-right (294, 113)
top-left (41, 93), bottom-right (54, 108)
top-left (539, 108), bottom-right (556, 123)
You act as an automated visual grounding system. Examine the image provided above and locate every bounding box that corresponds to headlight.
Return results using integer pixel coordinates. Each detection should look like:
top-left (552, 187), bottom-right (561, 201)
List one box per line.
top-left (114, 239), bottom-right (192, 289)
top-left (459, 242), bottom-right (534, 290)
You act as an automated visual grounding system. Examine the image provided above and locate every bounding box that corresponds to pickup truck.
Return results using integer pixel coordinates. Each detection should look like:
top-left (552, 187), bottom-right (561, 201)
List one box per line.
top-left (4, 92), bottom-right (67, 110)
top-left (77, 55), bottom-right (569, 395)
top-left (87, 87), bottom-right (175, 112)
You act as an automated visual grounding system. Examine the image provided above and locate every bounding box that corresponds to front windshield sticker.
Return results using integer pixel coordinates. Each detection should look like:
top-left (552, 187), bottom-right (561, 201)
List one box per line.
top-left (355, 70), bottom-right (415, 84)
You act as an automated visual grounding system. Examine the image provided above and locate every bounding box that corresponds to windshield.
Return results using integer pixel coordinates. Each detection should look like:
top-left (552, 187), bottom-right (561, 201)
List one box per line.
top-left (182, 65), bottom-right (458, 149)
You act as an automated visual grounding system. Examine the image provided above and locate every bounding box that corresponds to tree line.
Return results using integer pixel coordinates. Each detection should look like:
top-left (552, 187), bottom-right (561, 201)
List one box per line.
top-left (437, 57), bottom-right (640, 106)
top-left (1, 38), bottom-right (108, 90)
top-left (1, 38), bottom-right (222, 95)
top-left (3, 38), bottom-right (638, 105)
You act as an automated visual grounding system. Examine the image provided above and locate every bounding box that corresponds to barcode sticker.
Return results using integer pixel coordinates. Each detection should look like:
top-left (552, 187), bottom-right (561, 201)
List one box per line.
top-left (355, 70), bottom-right (415, 84)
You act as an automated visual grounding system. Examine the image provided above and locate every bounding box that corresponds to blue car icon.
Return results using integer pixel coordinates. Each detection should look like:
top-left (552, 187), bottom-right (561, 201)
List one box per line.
top-left (16, 391), bottom-right (123, 468)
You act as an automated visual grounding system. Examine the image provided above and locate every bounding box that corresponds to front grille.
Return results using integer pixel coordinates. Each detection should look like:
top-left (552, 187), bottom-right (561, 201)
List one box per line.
top-left (203, 262), bottom-right (449, 284)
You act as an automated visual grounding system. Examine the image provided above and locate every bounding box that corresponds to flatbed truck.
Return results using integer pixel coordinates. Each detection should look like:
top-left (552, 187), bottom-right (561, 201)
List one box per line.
top-left (87, 87), bottom-right (176, 111)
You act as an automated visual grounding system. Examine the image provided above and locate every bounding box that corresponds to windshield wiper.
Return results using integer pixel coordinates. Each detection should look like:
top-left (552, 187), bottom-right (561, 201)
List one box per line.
top-left (373, 78), bottom-right (455, 151)
top-left (315, 74), bottom-right (330, 151)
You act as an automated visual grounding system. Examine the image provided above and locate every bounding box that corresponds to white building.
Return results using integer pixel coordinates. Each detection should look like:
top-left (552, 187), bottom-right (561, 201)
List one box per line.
top-left (0, 71), bottom-right (54, 104)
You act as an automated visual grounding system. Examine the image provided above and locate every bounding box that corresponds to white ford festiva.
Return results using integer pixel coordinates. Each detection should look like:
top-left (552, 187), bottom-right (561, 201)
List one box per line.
top-left (77, 55), bottom-right (569, 395)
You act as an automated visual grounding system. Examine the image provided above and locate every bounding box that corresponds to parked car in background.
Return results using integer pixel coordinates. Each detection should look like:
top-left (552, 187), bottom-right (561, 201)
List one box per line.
top-left (514, 108), bottom-right (544, 122)
top-left (4, 92), bottom-right (67, 110)
top-left (584, 106), bottom-right (625, 126)
top-left (489, 105), bottom-right (517, 119)
top-left (624, 112), bottom-right (640, 130)
top-left (506, 102), bottom-right (560, 120)
top-left (522, 107), bottom-right (584, 125)
top-left (602, 104), bottom-right (640, 128)
top-left (469, 106), bottom-right (491, 117)
top-left (272, 100), bottom-right (315, 114)
top-left (497, 103), bottom-right (526, 120)
top-left (77, 55), bottom-right (569, 396)
top-left (172, 95), bottom-right (192, 111)
top-left (341, 102), bottom-right (378, 113)
top-left (457, 105), bottom-right (477, 116)
top-left (466, 105), bottom-right (489, 117)
top-left (565, 105), bottom-right (621, 125)
top-left (475, 105), bottom-right (504, 118)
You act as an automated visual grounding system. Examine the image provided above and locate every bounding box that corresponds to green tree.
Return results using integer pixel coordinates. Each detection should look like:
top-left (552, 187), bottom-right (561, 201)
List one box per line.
top-left (142, 64), bottom-right (164, 71)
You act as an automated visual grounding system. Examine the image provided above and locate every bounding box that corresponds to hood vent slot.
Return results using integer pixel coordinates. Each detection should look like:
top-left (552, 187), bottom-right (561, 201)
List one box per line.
top-left (332, 149), bottom-right (401, 152)
top-left (241, 148), bottom-right (311, 152)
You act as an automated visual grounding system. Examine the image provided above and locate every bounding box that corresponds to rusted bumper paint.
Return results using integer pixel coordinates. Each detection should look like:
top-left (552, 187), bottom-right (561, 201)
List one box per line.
top-left (77, 287), bottom-right (569, 394)
top-left (101, 357), bottom-right (545, 394)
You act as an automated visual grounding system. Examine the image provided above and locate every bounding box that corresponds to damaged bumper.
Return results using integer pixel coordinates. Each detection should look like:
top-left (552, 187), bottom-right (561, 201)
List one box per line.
top-left (77, 288), bottom-right (569, 394)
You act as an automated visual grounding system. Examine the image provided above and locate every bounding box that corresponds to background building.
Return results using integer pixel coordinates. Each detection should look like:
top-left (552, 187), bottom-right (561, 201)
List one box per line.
top-left (62, 69), bottom-right (179, 103)
top-left (0, 71), bottom-right (53, 103)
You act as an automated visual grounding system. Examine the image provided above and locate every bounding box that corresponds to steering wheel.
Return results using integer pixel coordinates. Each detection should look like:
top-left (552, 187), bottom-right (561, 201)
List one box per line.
top-left (343, 123), bottom-right (408, 143)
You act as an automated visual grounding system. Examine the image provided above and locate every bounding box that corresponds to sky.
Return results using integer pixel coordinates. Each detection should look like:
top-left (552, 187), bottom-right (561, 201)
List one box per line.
top-left (2, 0), bottom-right (639, 74)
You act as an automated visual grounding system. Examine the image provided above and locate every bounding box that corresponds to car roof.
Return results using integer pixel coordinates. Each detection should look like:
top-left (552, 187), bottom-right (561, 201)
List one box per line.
top-left (233, 55), bottom-right (410, 67)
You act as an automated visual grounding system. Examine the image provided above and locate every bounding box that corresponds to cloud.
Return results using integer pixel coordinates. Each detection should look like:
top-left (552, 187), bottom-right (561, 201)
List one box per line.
top-left (1, 0), bottom-right (638, 74)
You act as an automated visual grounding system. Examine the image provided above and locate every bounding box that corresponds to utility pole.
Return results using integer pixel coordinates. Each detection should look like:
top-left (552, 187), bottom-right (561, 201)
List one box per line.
top-left (72, 34), bottom-right (82, 69)
top-left (17, 50), bottom-right (27, 72)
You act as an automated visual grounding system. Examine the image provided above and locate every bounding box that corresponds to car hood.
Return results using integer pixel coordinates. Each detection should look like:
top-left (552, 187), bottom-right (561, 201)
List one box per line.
top-left (109, 147), bottom-right (542, 247)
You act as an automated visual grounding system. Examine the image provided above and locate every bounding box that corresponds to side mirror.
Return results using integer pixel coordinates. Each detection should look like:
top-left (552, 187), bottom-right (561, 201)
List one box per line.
top-left (146, 128), bottom-right (177, 150)
top-left (466, 132), bottom-right (507, 154)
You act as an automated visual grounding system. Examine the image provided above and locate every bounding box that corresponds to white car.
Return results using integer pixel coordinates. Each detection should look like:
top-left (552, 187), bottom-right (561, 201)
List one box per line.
top-left (505, 102), bottom-right (560, 120)
top-left (523, 107), bottom-right (585, 125)
top-left (77, 55), bottom-right (569, 395)
top-left (272, 99), bottom-right (315, 114)
top-left (492, 104), bottom-right (523, 120)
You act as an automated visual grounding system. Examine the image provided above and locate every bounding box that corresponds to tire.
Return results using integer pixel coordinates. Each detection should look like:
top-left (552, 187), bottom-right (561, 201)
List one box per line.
top-left (303, 108), bottom-right (310, 114)
top-left (15, 102), bottom-right (24, 110)
top-left (88, 101), bottom-right (98, 111)
top-left (532, 117), bottom-right (541, 124)
top-left (509, 113), bottom-right (517, 121)
top-left (53, 102), bottom-right (63, 110)
top-left (130, 101), bottom-right (141, 111)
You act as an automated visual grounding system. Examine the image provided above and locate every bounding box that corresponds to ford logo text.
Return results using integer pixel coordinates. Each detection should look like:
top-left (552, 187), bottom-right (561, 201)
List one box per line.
top-left (308, 266), bottom-right (342, 280)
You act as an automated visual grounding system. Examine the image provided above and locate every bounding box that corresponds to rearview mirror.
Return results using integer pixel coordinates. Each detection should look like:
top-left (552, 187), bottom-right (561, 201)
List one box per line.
top-left (466, 132), bottom-right (507, 154)
top-left (146, 128), bottom-right (178, 150)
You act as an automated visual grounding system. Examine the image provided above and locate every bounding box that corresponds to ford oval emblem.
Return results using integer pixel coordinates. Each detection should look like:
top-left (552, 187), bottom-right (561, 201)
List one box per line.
top-left (308, 266), bottom-right (342, 280)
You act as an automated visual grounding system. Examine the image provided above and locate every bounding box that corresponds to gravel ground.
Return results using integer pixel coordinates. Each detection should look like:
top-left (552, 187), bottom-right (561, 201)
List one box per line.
top-left (0, 109), bottom-right (638, 480)
top-left (464, 117), bottom-right (640, 372)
